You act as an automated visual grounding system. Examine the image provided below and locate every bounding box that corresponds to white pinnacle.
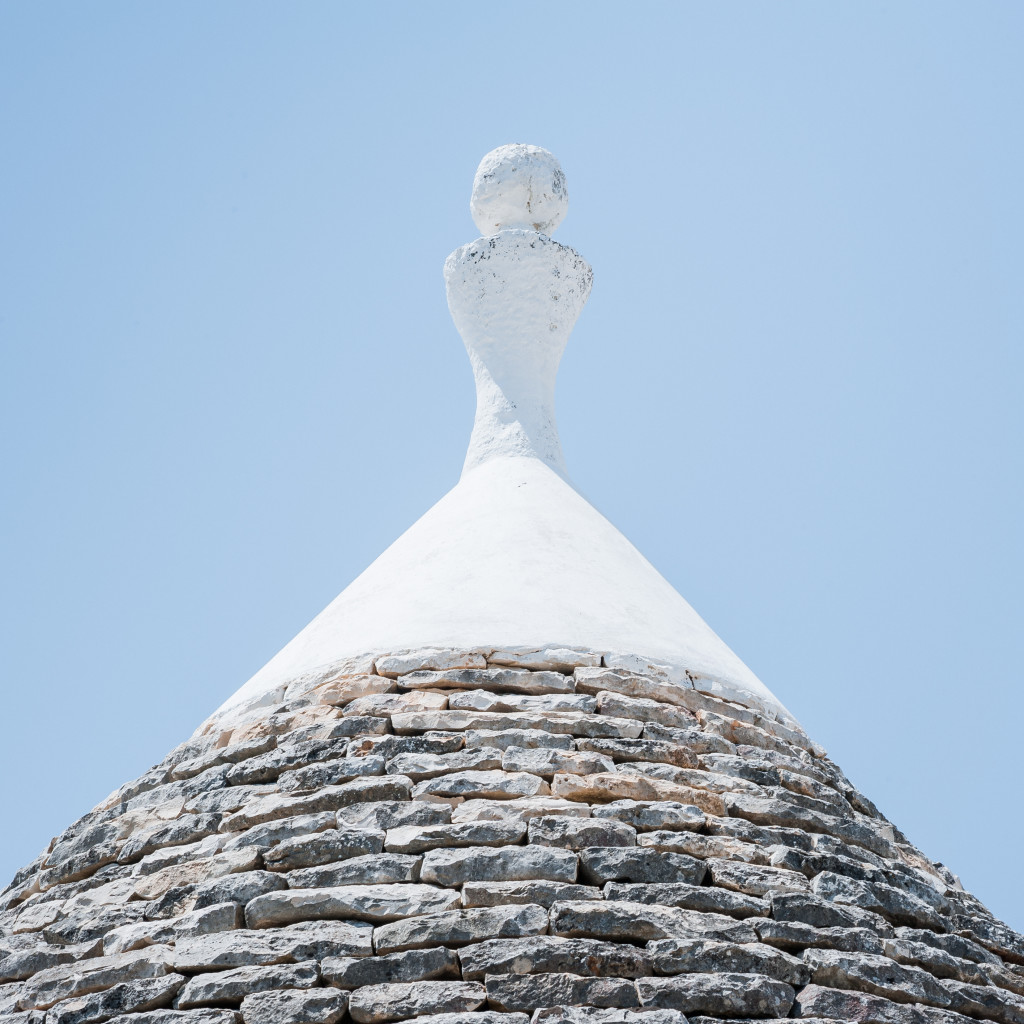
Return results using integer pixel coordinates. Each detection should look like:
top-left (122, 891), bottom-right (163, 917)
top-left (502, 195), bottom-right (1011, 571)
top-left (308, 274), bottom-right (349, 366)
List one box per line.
top-left (210, 145), bottom-right (798, 733)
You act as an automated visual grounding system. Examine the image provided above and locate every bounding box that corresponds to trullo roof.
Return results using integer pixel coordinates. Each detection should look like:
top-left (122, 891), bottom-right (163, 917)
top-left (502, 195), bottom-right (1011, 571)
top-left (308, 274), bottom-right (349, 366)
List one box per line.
top-left (2, 145), bottom-right (1021, 1024)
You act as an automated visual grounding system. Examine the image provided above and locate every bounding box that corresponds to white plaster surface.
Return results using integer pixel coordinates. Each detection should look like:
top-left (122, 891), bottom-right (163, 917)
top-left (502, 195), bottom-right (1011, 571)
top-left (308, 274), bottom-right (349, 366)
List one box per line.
top-left (209, 145), bottom-right (796, 730)
top-left (221, 453), bottom-right (791, 724)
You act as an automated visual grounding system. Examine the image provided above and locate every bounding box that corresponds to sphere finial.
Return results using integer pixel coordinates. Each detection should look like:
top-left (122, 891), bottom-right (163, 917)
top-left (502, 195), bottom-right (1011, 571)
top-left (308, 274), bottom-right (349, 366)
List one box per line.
top-left (470, 144), bottom-right (568, 236)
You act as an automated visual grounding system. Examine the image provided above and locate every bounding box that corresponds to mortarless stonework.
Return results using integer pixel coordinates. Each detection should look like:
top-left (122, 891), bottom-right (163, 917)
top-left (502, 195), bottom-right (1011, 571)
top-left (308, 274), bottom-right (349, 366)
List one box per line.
top-left (6, 147), bottom-right (1020, 1024)
top-left (3, 648), bottom-right (1023, 1024)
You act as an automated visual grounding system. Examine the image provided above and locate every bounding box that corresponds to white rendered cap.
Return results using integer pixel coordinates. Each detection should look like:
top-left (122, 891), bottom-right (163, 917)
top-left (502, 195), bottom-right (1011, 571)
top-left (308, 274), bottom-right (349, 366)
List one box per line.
top-left (470, 144), bottom-right (568, 235)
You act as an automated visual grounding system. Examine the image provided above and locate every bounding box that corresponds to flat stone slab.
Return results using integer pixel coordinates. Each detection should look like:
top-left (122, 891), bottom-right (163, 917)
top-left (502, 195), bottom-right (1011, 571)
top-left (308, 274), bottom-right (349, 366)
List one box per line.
top-left (373, 904), bottom-right (549, 955)
top-left (245, 884), bottom-right (461, 928)
top-left (347, 981), bottom-right (487, 1023)
top-left (458, 935), bottom-right (652, 980)
top-left (240, 988), bottom-right (348, 1024)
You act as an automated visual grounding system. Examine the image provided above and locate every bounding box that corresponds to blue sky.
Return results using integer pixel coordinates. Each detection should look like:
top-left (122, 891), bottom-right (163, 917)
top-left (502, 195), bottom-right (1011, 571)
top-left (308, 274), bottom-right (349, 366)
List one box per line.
top-left (2, 3), bottom-right (1022, 927)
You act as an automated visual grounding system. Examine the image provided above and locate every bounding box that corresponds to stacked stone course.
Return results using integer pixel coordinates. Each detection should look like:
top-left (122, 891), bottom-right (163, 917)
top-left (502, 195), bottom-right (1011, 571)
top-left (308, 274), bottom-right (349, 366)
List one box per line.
top-left (2, 649), bottom-right (1022, 1024)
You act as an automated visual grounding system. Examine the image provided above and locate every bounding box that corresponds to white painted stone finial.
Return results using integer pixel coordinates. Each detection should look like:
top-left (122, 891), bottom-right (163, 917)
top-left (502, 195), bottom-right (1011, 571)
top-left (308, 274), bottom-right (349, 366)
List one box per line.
top-left (471, 144), bottom-right (569, 235)
top-left (447, 145), bottom-right (592, 479)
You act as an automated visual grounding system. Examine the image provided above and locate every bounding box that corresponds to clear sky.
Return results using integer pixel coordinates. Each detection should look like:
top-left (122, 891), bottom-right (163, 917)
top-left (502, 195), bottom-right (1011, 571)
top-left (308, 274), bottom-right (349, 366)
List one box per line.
top-left (2, 3), bottom-right (1021, 928)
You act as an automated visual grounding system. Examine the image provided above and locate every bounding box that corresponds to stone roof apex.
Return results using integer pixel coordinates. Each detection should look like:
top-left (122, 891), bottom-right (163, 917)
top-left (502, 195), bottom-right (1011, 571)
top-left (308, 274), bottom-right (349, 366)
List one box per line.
top-left (211, 147), bottom-right (794, 731)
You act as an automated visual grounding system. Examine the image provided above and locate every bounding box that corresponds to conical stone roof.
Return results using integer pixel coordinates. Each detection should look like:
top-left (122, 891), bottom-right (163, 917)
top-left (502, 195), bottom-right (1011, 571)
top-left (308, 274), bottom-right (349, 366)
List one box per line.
top-left (3, 146), bottom-right (1022, 1024)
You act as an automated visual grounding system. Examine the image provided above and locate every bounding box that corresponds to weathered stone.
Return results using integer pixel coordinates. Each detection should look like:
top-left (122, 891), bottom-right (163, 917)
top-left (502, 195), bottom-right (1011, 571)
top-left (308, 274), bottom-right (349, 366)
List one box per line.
top-left (20, 946), bottom-right (174, 1009)
top-left (793, 984), bottom-right (963, 1024)
top-left (262, 828), bottom-right (384, 871)
top-left (412, 770), bottom-right (550, 801)
top-left (578, 847), bottom-right (705, 885)
top-left (0, 944), bottom-right (90, 984)
top-left (448, 691), bottom-right (597, 714)
top-left (336, 801), bottom-right (451, 831)
top-left (882, 938), bottom-right (990, 985)
top-left (240, 988), bottom-right (347, 1024)
top-left (103, 903), bottom-right (243, 955)
top-left (221, 812), bottom-right (337, 852)
top-left (636, 830), bottom-right (765, 862)
top-left (223, 777), bottom-right (413, 831)
top-left (395, 667), bottom-right (570, 694)
top-left (771, 891), bottom-right (893, 933)
top-left (322, 947), bottom-right (460, 988)
top-left (486, 973), bottom-right (639, 1013)
top-left (105, 1011), bottom-right (239, 1024)
top-left (385, 750), bottom-right (503, 781)
top-left (313, 673), bottom-right (398, 707)
top-left (528, 816), bottom-right (635, 849)
top-left (943, 980), bottom-right (1024, 1023)
top-left (811, 872), bottom-right (945, 930)
top-left (953, 915), bottom-right (1024, 965)
top-left (753, 919), bottom-right (886, 954)
top-left (895, 927), bottom-right (1000, 966)
top-left (401, 1015), bottom-right (527, 1024)
top-left (44, 974), bottom-right (185, 1024)
top-left (386, 821), bottom-right (525, 854)
top-left (287, 854), bottom-right (422, 887)
top-left (574, 667), bottom-right (698, 711)
top-left (635, 973), bottom-right (795, 1017)
top-left (489, 648), bottom-right (600, 672)
top-left (725, 794), bottom-right (894, 859)
top-left (648, 938), bottom-right (809, 985)
top-left (604, 881), bottom-right (768, 919)
top-left (550, 901), bottom-right (756, 944)
top-left (641, 722), bottom-right (734, 756)
top-left (225, 740), bottom-right (352, 786)
top-left (348, 980), bottom-right (486, 1023)
top-left (344, 691), bottom-right (449, 718)
top-left (591, 801), bottom-right (704, 833)
top-left (187, 785), bottom-right (276, 816)
top-left (502, 748), bottom-right (614, 778)
top-left (595, 692), bottom-right (695, 730)
top-left (551, 773), bottom-right (724, 815)
top-left (393, 710), bottom-right (643, 739)
top-left (43, 903), bottom-right (149, 946)
top-left (464, 730), bottom-right (575, 751)
top-left (173, 921), bottom-right (374, 969)
top-left (534, 1010), bottom-right (686, 1024)
top-left (452, 798), bottom-right (591, 825)
top-left (373, 904), bottom-right (549, 954)
top-left (575, 739), bottom-right (698, 769)
top-left (349, 735), bottom-right (464, 761)
top-left (698, 753), bottom-right (781, 786)
top-left (461, 881), bottom-right (601, 909)
top-left (707, 858), bottom-right (810, 897)
top-left (245, 883), bottom-right (460, 928)
top-left (42, 822), bottom-right (124, 887)
top-left (11, 901), bottom-right (64, 934)
top-left (376, 651), bottom-right (487, 676)
top-left (803, 948), bottom-right (952, 1007)
top-left (421, 846), bottom-right (577, 886)
top-left (278, 756), bottom-right (386, 794)
top-left (177, 961), bottom-right (319, 1008)
top-left (171, 737), bottom-right (276, 781)
top-left (459, 935), bottom-right (651, 980)
top-left (705, 814), bottom-right (815, 851)
top-left (619, 762), bottom-right (759, 796)
top-left (192, 871), bottom-right (288, 911)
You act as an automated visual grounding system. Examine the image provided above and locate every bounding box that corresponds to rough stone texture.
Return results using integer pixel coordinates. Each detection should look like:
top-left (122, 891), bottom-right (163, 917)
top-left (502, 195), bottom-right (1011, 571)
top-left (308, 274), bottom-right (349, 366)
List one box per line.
top-left (347, 980), bottom-right (486, 1023)
top-left (240, 987), bottom-right (347, 1024)
top-left (635, 974), bottom-right (796, 1017)
top-left (2, 650), bottom-right (1017, 1024)
top-left (458, 936), bottom-right (651, 980)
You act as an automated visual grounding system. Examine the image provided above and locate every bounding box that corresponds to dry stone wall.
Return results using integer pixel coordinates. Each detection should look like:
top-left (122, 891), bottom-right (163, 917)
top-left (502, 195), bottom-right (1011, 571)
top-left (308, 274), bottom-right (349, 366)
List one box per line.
top-left (2, 650), bottom-right (1022, 1024)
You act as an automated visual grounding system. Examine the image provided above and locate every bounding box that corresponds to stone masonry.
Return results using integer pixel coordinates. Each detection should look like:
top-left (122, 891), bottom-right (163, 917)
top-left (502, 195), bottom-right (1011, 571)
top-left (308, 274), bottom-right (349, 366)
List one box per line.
top-left (2, 648), bottom-right (1022, 1024)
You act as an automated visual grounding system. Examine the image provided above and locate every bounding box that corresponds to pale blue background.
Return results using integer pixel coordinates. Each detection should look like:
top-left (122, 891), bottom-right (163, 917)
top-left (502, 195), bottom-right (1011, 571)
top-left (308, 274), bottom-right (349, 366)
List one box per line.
top-left (2, 3), bottom-right (1022, 928)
